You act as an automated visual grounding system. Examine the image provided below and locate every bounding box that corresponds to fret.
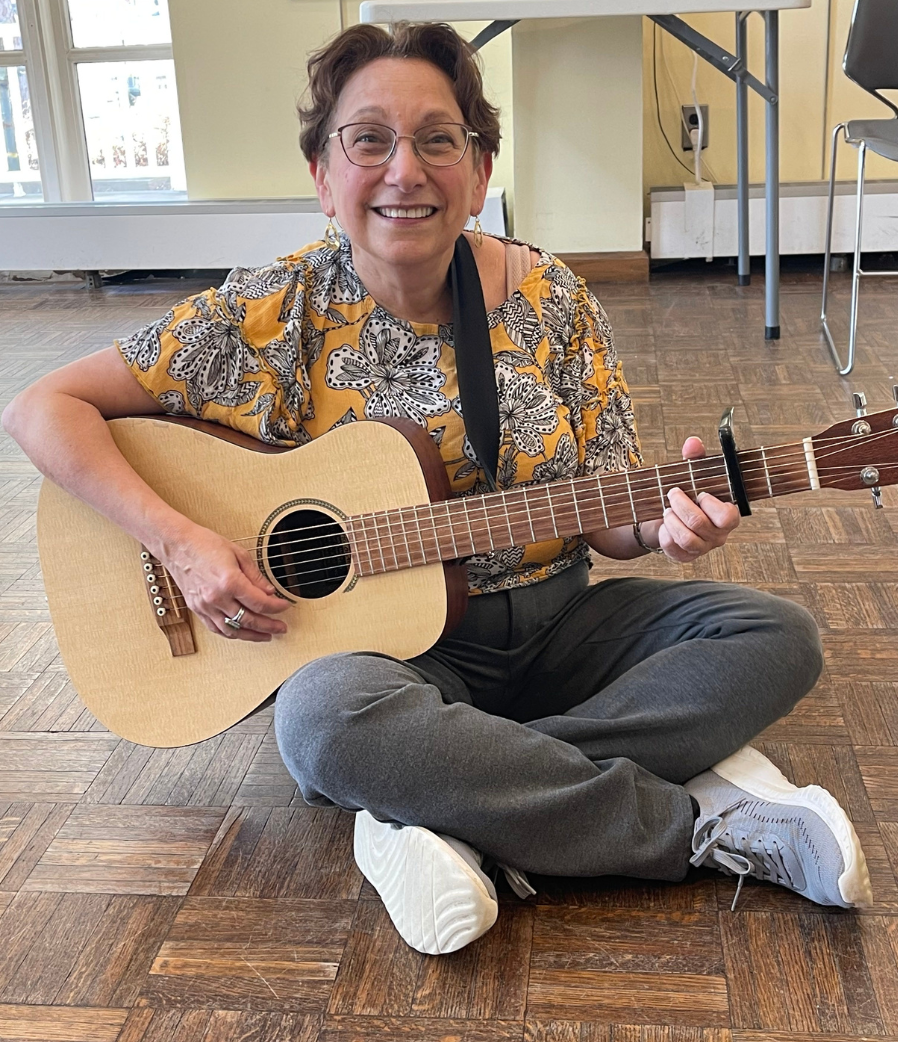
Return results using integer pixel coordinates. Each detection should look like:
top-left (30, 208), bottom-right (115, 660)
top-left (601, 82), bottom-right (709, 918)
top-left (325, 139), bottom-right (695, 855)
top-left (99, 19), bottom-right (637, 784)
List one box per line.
top-left (412, 503), bottom-right (429, 564)
top-left (687, 459), bottom-right (699, 498)
top-left (348, 517), bottom-right (369, 575)
top-left (460, 497), bottom-right (475, 557)
top-left (759, 446), bottom-right (774, 498)
top-left (597, 477), bottom-right (608, 528)
top-left (544, 485), bottom-right (560, 538)
top-left (523, 490), bottom-right (536, 542)
top-left (366, 514), bottom-right (387, 575)
top-left (656, 467), bottom-right (666, 510)
top-left (501, 492), bottom-right (515, 548)
top-left (444, 502), bottom-right (459, 559)
top-left (467, 494), bottom-right (491, 555)
top-left (623, 470), bottom-right (637, 523)
top-left (373, 512), bottom-right (390, 572)
top-left (397, 505), bottom-right (413, 568)
top-left (569, 479), bottom-right (584, 534)
top-left (428, 503), bottom-right (441, 562)
top-left (360, 514), bottom-right (381, 575)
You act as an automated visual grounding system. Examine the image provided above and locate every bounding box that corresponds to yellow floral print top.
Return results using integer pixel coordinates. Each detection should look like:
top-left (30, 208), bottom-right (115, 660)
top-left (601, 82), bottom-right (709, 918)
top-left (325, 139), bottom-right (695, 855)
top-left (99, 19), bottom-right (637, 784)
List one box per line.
top-left (116, 234), bottom-right (642, 595)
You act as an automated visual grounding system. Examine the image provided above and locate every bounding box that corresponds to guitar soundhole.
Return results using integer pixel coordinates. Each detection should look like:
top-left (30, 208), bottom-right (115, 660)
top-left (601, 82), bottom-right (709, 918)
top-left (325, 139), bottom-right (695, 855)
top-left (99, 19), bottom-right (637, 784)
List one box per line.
top-left (266, 509), bottom-right (350, 599)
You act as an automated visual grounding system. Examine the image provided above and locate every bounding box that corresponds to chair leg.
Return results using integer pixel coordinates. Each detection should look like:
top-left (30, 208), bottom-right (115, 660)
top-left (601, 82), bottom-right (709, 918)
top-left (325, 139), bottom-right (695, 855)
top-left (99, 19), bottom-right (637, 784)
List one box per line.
top-left (821, 123), bottom-right (858, 376)
top-left (845, 141), bottom-right (868, 376)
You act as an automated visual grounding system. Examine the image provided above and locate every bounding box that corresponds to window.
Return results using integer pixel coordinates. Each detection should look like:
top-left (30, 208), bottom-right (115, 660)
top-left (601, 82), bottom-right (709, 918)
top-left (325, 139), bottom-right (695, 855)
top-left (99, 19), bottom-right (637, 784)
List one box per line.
top-left (1, 0), bottom-right (185, 204)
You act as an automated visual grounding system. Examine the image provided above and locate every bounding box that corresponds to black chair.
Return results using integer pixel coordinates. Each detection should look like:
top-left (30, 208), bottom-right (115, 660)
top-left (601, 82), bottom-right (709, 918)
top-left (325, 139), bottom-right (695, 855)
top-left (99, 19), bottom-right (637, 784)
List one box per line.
top-left (820, 0), bottom-right (898, 375)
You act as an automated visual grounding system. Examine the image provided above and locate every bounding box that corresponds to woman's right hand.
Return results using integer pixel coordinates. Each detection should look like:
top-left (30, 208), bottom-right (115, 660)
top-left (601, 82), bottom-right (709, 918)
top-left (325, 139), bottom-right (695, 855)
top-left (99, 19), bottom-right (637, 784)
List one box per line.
top-left (155, 522), bottom-right (290, 642)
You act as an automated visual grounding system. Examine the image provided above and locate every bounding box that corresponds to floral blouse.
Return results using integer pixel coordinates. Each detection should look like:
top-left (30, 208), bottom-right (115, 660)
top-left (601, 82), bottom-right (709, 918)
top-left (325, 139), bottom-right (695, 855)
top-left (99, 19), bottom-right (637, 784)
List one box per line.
top-left (116, 234), bottom-right (642, 595)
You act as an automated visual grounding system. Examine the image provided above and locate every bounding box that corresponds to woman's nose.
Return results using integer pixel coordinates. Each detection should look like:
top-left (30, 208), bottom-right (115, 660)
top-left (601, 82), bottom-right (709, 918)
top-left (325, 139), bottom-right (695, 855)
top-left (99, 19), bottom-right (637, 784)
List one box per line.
top-left (382, 137), bottom-right (427, 190)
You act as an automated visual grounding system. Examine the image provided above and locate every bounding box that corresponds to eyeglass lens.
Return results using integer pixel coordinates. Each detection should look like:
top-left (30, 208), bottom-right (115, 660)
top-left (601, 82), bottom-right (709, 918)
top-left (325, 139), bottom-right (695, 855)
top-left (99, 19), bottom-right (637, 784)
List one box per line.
top-left (340, 123), bottom-right (469, 166)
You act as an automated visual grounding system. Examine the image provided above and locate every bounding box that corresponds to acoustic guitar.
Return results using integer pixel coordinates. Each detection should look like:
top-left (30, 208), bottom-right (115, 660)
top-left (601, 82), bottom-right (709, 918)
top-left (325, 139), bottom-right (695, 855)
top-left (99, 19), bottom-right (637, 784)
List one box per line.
top-left (36, 405), bottom-right (898, 747)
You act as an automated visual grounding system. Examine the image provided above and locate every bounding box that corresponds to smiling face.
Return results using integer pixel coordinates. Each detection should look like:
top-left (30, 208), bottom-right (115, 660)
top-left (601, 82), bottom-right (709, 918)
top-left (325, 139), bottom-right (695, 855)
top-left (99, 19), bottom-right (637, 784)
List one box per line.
top-left (310, 57), bottom-right (492, 278)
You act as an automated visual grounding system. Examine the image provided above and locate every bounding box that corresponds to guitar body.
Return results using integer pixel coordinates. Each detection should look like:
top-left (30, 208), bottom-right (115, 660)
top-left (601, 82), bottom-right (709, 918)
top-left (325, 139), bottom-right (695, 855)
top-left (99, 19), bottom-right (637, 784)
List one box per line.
top-left (37, 417), bottom-right (466, 748)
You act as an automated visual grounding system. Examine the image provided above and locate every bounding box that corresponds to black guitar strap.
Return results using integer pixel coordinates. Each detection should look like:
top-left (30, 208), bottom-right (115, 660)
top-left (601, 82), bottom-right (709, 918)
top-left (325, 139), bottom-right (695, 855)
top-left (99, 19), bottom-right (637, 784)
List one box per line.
top-left (448, 234), bottom-right (499, 492)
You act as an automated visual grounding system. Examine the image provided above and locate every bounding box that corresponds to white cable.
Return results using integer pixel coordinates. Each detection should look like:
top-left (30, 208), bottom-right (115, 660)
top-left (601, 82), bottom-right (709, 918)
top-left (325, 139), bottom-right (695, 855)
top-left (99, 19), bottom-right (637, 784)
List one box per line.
top-left (691, 53), bottom-right (703, 185)
top-left (663, 33), bottom-right (717, 184)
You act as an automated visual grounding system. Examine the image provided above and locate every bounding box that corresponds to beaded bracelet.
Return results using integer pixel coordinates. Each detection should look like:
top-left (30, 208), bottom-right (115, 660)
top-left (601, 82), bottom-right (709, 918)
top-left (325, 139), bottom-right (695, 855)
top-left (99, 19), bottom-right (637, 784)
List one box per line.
top-left (633, 522), bottom-right (665, 555)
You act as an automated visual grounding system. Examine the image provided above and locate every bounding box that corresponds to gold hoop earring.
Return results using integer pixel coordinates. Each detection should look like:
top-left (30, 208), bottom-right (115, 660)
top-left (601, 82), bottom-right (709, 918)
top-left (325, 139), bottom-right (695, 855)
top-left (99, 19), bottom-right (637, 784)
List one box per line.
top-left (472, 215), bottom-right (484, 248)
top-left (324, 216), bottom-right (340, 250)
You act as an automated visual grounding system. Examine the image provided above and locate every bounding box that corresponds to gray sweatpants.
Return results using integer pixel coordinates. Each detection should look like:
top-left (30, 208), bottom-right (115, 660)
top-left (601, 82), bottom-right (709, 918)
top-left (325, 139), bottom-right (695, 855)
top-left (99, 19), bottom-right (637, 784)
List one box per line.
top-left (274, 561), bottom-right (823, 882)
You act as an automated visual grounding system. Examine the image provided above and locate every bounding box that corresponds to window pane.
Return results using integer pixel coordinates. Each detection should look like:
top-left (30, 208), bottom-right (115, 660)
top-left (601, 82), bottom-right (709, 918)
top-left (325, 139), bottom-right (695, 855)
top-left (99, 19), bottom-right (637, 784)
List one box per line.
top-left (68, 0), bottom-right (171, 49)
top-left (0, 65), bottom-right (42, 204)
top-left (77, 59), bottom-right (185, 201)
top-left (0, 0), bottom-right (23, 52)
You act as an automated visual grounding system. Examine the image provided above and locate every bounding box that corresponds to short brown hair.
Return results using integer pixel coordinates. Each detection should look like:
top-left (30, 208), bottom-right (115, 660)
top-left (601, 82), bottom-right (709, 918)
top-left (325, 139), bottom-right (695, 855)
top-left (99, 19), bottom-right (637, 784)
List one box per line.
top-left (298, 22), bottom-right (501, 162)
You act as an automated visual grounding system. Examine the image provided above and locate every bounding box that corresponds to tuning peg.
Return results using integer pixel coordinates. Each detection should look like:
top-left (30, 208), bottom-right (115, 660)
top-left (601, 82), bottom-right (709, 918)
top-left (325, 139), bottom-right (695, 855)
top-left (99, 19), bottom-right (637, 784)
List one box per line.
top-left (853, 391), bottom-right (868, 416)
top-left (892, 384), bottom-right (898, 405)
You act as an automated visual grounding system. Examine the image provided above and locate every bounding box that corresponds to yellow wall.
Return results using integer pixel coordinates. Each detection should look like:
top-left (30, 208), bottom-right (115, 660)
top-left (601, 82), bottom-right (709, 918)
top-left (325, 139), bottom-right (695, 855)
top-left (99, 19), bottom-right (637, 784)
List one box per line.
top-left (167, 0), bottom-right (513, 206)
top-left (512, 17), bottom-right (644, 252)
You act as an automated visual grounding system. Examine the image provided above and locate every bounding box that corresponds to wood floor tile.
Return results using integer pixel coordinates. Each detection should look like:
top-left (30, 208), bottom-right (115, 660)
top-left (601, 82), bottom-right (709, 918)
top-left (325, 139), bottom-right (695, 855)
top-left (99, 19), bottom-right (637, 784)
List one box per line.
top-left (0, 733), bottom-right (119, 801)
top-left (527, 908), bottom-right (727, 1027)
top-left (81, 733), bottom-right (263, 806)
top-left (140, 896), bottom-right (353, 1012)
top-left (721, 911), bottom-right (884, 1035)
top-left (116, 1007), bottom-right (321, 1042)
top-left (319, 1016), bottom-right (524, 1041)
top-left (526, 1028), bottom-right (732, 1042)
top-left (838, 682), bottom-right (898, 746)
top-left (0, 1003), bottom-right (127, 1041)
top-left (823, 634), bottom-right (898, 682)
top-left (0, 889), bottom-right (179, 1006)
top-left (20, 805), bottom-right (226, 895)
top-left (856, 747), bottom-right (898, 820)
top-left (189, 806), bottom-right (360, 900)
top-left (0, 802), bottom-right (72, 890)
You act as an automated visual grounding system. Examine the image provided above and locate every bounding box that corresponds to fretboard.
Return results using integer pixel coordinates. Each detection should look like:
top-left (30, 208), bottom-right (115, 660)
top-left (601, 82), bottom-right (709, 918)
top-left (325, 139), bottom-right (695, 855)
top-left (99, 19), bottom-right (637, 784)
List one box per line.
top-left (347, 441), bottom-right (816, 576)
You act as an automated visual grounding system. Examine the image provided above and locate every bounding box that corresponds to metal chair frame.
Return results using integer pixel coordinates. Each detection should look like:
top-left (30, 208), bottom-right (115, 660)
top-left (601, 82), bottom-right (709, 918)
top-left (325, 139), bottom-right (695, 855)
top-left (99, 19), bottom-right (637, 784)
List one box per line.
top-left (820, 0), bottom-right (898, 376)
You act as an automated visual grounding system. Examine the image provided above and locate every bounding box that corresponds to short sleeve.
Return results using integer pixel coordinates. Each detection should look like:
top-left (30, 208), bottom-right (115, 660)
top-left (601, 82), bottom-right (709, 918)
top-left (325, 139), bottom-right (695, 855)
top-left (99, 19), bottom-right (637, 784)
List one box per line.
top-left (557, 277), bottom-right (643, 477)
top-left (114, 260), bottom-right (311, 446)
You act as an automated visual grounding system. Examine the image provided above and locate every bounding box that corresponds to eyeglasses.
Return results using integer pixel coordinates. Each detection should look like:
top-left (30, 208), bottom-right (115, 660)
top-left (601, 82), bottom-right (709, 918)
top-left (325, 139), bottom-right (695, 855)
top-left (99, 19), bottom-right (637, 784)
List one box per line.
top-left (327, 122), bottom-right (479, 168)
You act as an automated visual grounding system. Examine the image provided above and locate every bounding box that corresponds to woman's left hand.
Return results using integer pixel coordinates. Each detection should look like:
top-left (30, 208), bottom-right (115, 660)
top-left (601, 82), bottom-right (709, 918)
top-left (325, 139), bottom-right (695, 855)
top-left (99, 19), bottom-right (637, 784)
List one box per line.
top-left (656, 436), bottom-right (741, 561)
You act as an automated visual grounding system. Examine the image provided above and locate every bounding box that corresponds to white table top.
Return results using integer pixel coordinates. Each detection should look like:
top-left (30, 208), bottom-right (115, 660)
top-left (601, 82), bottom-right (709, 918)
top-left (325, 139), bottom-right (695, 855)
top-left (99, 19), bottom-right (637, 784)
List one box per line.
top-left (360, 0), bottom-right (810, 22)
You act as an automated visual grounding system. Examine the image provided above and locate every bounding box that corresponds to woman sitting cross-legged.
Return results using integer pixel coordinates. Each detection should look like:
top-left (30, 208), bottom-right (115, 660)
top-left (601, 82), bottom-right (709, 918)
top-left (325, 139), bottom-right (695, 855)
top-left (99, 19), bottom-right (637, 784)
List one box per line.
top-left (2, 21), bottom-right (871, 955)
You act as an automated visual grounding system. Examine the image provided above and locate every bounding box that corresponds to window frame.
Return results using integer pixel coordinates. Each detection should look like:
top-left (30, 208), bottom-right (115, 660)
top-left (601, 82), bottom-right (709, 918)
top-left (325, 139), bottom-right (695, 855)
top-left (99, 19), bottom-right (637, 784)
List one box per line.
top-left (7, 0), bottom-right (177, 203)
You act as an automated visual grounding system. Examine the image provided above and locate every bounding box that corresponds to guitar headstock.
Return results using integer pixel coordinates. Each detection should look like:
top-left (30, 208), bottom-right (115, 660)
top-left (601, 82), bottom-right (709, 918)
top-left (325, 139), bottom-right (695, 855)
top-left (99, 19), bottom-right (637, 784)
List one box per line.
top-left (811, 406), bottom-right (898, 492)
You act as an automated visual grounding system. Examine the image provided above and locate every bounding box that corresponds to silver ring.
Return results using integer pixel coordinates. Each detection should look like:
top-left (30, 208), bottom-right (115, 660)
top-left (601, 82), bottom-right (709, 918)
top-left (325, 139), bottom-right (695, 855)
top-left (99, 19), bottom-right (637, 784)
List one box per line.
top-left (223, 607), bottom-right (245, 630)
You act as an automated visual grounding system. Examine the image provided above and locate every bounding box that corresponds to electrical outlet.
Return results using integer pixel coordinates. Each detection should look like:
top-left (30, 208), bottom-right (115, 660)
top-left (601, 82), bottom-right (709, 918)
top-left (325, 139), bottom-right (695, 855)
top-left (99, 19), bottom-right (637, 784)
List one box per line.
top-left (681, 105), bottom-right (709, 151)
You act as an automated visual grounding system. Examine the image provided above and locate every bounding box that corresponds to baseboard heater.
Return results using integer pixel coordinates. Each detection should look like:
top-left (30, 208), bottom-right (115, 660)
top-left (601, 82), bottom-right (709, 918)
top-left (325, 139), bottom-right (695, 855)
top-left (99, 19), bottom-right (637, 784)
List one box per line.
top-left (649, 180), bottom-right (898, 260)
top-left (0, 189), bottom-right (507, 272)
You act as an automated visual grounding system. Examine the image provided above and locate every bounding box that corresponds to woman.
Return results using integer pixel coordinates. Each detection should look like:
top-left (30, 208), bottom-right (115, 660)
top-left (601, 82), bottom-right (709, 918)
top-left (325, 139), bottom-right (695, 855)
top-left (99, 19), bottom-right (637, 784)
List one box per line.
top-left (2, 22), bottom-right (870, 956)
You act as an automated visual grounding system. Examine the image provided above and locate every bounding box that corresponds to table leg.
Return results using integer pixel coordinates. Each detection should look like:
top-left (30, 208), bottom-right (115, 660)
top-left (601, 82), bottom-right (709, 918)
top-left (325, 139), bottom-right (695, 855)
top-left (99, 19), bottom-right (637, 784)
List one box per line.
top-left (735, 13), bottom-right (750, 286)
top-left (764, 9), bottom-right (780, 340)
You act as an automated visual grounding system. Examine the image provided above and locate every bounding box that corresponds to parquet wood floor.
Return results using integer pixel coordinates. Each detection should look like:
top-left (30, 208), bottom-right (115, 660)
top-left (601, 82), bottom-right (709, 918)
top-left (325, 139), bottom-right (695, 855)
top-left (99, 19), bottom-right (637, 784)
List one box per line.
top-left (0, 266), bottom-right (897, 1041)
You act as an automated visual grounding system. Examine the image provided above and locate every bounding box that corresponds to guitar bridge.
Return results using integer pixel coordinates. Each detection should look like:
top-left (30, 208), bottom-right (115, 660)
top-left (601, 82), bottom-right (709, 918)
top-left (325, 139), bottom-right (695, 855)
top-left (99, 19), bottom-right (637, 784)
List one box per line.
top-left (140, 549), bottom-right (196, 657)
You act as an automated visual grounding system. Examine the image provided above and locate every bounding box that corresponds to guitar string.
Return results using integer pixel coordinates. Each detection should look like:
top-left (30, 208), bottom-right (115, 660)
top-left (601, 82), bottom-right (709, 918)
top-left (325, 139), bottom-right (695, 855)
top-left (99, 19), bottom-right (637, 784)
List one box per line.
top-left (208, 427), bottom-right (898, 558)
top-left (148, 430), bottom-right (898, 606)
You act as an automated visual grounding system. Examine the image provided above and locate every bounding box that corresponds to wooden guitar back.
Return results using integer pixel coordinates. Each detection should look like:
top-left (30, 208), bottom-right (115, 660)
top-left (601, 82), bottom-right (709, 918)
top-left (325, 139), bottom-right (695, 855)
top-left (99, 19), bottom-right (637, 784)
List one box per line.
top-left (37, 418), bottom-right (454, 747)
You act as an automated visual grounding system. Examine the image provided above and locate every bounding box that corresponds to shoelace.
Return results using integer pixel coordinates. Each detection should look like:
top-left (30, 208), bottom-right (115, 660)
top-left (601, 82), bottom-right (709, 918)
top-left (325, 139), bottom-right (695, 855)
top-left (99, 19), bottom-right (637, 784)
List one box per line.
top-left (480, 855), bottom-right (536, 899)
top-left (690, 815), bottom-right (796, 911)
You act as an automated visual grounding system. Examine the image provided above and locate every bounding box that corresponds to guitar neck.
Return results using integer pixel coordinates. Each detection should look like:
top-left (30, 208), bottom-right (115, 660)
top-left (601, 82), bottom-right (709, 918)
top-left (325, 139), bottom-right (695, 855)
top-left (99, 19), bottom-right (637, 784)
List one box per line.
top-left (348, 439), bottom-right (818, 576)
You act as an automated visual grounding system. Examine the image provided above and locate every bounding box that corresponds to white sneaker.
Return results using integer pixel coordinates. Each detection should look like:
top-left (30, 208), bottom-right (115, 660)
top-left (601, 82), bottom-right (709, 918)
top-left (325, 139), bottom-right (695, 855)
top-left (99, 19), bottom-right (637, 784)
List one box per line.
top-left (353, 810), bottom-right (499, 955)
top-left (686, 744), bottom-right (872, 909)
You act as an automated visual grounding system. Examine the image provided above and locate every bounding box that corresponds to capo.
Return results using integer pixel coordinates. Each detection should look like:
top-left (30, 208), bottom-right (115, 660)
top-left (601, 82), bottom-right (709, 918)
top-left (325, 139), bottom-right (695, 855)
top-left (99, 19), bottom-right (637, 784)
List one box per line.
top-left (718, 407), bottom-right (752, 517)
